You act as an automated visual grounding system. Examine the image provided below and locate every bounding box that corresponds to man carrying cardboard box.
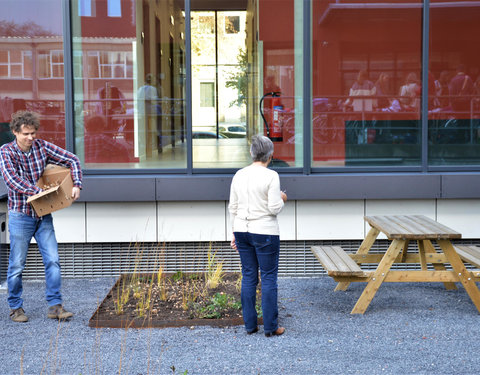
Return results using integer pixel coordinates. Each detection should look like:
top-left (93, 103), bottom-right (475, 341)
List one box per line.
top-left (0, 111), bottom-right (82, 323)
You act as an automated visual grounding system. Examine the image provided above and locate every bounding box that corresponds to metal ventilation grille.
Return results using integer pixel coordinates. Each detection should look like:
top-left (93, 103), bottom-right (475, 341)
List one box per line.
top-left (14, 239), bottom-right (480, 279)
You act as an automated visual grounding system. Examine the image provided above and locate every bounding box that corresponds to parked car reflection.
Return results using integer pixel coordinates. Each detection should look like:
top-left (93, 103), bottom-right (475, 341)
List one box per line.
top-left (192, 131), bottom-right (228, 139)
top-left (219, 125), bottom-right (246, 138)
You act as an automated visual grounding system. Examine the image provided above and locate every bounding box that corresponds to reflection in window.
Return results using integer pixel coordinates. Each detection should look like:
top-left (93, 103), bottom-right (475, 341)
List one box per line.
top-left (79, 0), bottom-right (95, 17)
top-left (73, 51), bottom-right (83, 78)
top-left (38, 50), bottom-right (64, 79)
top-left (428, 1), bottom-right (480, 165)
top-left (312, 0), bottom-right (422, 167)
top-left (0, 0), bottom-right (66, 148)
top-left (0, 50), bottom-right (31, 78)
top-left (38, 51), bottom-right (50, 78)
top-left (51, 51), bottom-right (64, 78)
top-left (191, 3), bottom-right (300, 169)
top-left (107, 0), bottom-right (122, 17)
top-left (72, 0), bottom-right (186, 169)
top-left (198, 16), bottom-right (215, 34)
top-left (225, 16), bottom-right (240, 34)
top-left (200, 82), bottom-right (215, 107)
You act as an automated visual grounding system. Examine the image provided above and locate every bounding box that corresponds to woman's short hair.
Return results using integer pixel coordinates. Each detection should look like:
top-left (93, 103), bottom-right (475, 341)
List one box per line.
top-left (10, 110), bottom-right (40, 133)
top-left (250, 135), bottom-right (274, 163)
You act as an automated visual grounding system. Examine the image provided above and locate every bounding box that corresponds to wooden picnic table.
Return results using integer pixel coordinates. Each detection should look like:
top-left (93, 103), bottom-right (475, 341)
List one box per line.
top-left (312, 215), bottom-right (480, 314)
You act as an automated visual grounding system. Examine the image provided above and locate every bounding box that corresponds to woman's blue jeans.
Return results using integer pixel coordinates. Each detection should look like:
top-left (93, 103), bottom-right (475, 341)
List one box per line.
top-left (234, 232), bottom-right (280, 334)
top-left (7, 212), bottom-right (62, 309)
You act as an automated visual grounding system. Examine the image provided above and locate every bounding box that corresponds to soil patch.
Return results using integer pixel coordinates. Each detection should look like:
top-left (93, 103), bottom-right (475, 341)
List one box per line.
top-left (89, 272), bottom-right (262, 329)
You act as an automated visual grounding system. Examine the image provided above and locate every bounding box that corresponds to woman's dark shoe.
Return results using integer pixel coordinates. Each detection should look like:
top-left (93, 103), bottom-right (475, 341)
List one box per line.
top-left (265, 326), bottom-right (285, 337)
top-left (247, 327), bottom-right (259, 335)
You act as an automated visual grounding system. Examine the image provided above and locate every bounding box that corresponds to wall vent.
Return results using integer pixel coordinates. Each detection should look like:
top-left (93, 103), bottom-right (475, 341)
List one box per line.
top-left (12, 239), bottom-right (480, 279)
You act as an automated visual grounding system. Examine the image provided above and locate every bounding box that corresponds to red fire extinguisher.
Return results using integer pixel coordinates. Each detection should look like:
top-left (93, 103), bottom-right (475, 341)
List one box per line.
top-left (260, 91), bottom-right (283, 142)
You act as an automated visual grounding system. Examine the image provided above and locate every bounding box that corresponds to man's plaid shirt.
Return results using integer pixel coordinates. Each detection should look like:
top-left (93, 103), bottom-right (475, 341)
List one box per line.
top-left (0, 139), bottom-right (83, 218)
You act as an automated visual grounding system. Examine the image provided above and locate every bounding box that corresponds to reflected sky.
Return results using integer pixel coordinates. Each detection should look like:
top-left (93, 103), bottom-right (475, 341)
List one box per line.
top-left (0, 0), bottom-right (63, 35)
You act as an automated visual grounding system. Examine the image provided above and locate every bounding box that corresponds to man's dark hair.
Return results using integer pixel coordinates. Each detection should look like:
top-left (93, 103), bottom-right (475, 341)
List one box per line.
top-left (10, 110), bottom-right (40, 133)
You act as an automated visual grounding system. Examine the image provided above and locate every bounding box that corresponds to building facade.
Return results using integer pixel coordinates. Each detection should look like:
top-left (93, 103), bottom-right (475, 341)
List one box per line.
top-left (1, 0), bottom-right (480, 277)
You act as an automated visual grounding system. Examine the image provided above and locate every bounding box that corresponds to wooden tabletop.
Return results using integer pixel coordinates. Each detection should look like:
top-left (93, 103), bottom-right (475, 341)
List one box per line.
top-left (364, 215), bottom-right (462, 240)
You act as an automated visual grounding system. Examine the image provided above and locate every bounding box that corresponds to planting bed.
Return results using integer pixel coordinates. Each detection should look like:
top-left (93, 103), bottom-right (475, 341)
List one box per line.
top-left (89, 272), bottom-right (262, 329)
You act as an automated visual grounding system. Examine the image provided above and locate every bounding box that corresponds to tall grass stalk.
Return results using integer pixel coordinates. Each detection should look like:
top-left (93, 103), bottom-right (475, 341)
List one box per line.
top-left (118, 320), bottom-right (133, 375)
top-left (115, 277), bottom-right (130, 315)
top-left (20, 346), bottom-right (25, 375)
top-left (206, 246), bottom-right (224, 289)
top-left (181, 277), bottom-right (202, 311)
top-left (40, 320), bottom-right (63, 375)
top-left (154, 243), bottom-right (167, 300)
top-left (235, 271), bottom-right (242, 292)
top-left (137, 275), bottom-right (155, 317)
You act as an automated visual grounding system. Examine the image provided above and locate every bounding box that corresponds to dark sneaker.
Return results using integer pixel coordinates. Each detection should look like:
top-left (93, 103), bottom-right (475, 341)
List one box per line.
top-left (10, 307), bottom-right (28, 323)
top-left (47, 304), bottom-right (74, 320)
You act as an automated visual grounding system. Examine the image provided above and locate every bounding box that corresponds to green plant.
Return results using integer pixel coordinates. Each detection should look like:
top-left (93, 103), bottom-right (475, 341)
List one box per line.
top-left (170, 366), bottom-right (188, 375)
top-left (172, 270), bottom-right (184, 282)
top-left (194, 292), bottom-right (241, 319)
top-left (181, 278), bottom-right (202, 311)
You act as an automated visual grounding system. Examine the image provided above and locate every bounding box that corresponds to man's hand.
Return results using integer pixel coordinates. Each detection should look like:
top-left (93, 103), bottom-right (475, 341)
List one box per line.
top-left (71, 187), bottom-right (81, 201)
top-left (281, 191), bottom-right (287, 203)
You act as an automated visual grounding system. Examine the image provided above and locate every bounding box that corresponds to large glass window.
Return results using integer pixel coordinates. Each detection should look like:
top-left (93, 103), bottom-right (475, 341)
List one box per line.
top-left (191, 0), bottom-right (303, 169)
top-left (6, 0), bottom-right (480, 173)
top-left (428, 0), bottom-right (480, 165)
top-left (0, 0), bottom-right (65, 148)
top-left (312, 0), bottom-right (423, 167)
top-left (72, 0), bottom-right (186, 168)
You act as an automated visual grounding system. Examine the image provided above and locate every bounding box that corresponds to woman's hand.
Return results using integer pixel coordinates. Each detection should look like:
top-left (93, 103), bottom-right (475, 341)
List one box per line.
top-left (230, 234), bottom-right (237, 250)
top-left (281, 190), bottom-right (287, 202)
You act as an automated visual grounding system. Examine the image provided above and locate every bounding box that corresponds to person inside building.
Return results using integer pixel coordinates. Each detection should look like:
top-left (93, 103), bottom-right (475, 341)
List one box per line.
top-left (137, 73), bottom-right (162, 151)
top-left (434, 70), bottom-right (452, 111)
top-left (374, 72), bottom-right (396, 111)
top-left (399, 72), bottom-right (421, 112)
top-left (343, 69), bottom-right (376, 112)
top-left (449, 64), bottom-right (475, 113)
top-left (228, 134), bottom-right (287, 337)
top-left (0, 110), bottom-right (82, 323)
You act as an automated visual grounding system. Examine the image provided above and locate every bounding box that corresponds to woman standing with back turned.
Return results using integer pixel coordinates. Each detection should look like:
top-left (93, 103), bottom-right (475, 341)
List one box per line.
top-left (229, 135), bottom-right (287, 337)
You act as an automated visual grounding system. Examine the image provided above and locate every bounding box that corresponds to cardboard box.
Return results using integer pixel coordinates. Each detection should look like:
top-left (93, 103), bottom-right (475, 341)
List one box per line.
top-left (27, 164), bottom-right (74, 216)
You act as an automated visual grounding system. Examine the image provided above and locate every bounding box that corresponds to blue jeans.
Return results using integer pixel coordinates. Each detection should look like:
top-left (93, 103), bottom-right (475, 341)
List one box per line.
top-left (234, 232), bottom-right (280, 334)
top-left (7, 212), bottom-right (62, 309)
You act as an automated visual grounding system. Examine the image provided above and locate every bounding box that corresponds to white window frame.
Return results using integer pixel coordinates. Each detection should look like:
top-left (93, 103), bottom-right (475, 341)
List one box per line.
top-left (0, 50), bottom-right (30, 78)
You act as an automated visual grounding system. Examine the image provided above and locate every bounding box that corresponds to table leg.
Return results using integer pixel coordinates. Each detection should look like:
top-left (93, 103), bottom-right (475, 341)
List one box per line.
top-left (417, 240), bottom-right (428, 270)
top-left (351, 239), bottom-right (405, 314)
top-left (438, 240), bottom-right (480, 313)
top-left (335, 226), bottom-right (380, 292)
top-left (423, 240), bottom-right (457, 290)
top-left (400, 240), bottom-right (410, 263)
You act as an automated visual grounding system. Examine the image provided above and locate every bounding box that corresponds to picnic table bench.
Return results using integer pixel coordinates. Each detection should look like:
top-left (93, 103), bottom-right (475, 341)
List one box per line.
top-left (454, 245), bottom-right (480, 270)
top-left (311, 246), bottom-right (366, 278)
top-left (311, 215), bottom-right (480, 314)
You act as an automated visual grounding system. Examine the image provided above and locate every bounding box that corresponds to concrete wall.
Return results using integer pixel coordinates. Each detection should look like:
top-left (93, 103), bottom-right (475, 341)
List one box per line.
top-left (8, 198), bottom-right (477, 243)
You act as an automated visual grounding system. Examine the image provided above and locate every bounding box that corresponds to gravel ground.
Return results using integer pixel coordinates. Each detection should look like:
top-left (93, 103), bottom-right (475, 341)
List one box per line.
top-left (1, 277), bottom-right (480, 374)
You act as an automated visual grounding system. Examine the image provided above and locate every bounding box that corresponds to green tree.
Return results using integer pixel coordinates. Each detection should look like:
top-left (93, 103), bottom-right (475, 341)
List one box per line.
top-left (225, 48), bottom-right (248, 107)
